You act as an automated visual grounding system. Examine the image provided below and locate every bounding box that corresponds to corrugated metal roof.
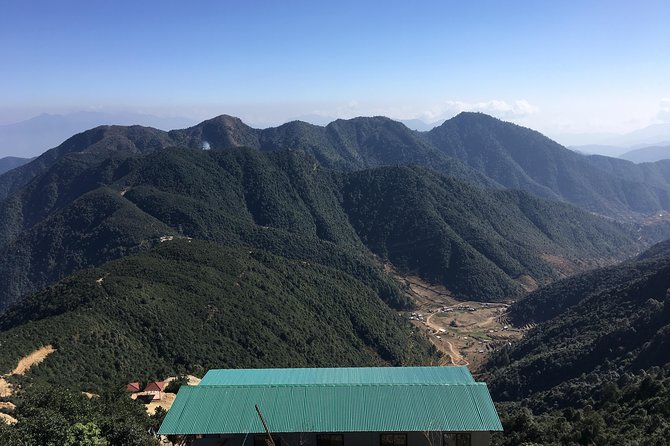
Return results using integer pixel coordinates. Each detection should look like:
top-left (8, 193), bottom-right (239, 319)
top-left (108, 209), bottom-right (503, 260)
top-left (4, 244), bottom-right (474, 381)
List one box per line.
top-left (199, 366), bottom-right (475, 387)
top-left (159, 382), bottom-right (502, 434)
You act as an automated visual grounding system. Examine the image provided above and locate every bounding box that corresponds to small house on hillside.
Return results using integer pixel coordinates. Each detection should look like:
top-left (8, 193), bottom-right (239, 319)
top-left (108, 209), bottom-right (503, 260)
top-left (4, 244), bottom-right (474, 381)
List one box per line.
top-left (159, 366), bottom-right (502, 446)
top-left (126, 382), bottom-right (141, 393)
top-left (144, 381), bottom-right (165, 401)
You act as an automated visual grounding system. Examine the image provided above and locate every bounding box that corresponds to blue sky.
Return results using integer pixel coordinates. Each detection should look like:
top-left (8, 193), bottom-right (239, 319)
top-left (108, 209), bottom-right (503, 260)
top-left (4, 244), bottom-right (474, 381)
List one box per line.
top-left (1, 0), bottom-right (669, 137)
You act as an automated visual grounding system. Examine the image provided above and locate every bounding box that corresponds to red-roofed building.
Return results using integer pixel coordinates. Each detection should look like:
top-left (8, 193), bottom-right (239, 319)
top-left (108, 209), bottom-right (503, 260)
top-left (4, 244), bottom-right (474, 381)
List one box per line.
top-left (144, 381), bottom-right (165, 401)
top-left (126, 382), bottom-right (141, 393)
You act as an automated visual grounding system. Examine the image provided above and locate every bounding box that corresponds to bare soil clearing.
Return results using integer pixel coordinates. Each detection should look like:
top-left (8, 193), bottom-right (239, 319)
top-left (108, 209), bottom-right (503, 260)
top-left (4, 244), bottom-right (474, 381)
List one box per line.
top-left (13, 345), bottom-right (56, 375)
top-left (145, 392), bottom-right (177, 415)
top-left (131, 375), bottom-right (201, 414)
top-left (0, 345), bottom-right (57, 398)
top-left (390, 269), bottom-right (526, 370)
top-left (0, 412), bottom-right (17, 425)
top-left (0, 379), bottom-right (11, 398)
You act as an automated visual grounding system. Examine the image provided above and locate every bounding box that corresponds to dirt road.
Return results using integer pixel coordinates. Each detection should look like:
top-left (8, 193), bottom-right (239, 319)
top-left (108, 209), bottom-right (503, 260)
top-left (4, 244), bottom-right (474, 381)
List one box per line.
top-left (391, 268), bottom-right (526, 370)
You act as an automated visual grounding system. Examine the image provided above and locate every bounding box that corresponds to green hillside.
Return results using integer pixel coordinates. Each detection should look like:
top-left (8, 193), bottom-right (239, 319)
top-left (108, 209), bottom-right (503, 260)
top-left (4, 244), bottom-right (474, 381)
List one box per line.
top-left (169, 114), bottom-right (497, 188)
top-left (5, 113), bottom-right (670, 221)
top-left (427, 112), bottom-right (670, 217)
top-left (0, 125), bottom-right (173, 202)
top-left (0, 147), bottom-right (647, 310)
top-left (483, 242), bottom-right (670, 445)
top-left (0, 240), bottom-right (436, 391)
top-left (341, 166), bottom-right (642, 300)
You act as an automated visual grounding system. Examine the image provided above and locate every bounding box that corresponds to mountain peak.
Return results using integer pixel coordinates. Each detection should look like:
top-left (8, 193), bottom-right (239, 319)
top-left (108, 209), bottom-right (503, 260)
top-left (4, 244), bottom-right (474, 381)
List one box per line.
top-left (169, 114), bottom-right (260, 150)
top-left (200, 114), bottom-right (248, 127)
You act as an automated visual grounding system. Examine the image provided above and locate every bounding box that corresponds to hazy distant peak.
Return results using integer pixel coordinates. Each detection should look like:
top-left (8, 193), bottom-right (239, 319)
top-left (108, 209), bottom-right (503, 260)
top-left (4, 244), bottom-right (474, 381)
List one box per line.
top-left (619, 144), bottom-right (670, 163)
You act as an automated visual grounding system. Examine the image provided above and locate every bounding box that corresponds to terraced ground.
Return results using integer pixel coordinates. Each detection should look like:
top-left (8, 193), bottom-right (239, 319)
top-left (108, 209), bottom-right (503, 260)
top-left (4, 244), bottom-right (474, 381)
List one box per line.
top-left (392, 271), bottom-right (527, 369)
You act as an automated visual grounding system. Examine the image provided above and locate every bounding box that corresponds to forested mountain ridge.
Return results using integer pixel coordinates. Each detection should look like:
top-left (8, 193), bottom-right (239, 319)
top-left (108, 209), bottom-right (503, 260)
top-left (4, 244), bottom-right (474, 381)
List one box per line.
top-left (484, 241), bottom-right (670, 445)
top-left (0, 147), bottom-right (647, 311)
top-left (0, 240), bottom-right (437, 391)
top-left (4, 112), bottom-right (670, 220)
top-left (0, 125), bottom-right (173, 202)
top-left (169, 114), bottom-right (497, 188)
top-left (426, 112), bottom-right (670, 217)
top-left (340, 166), bottom-right (643, 299)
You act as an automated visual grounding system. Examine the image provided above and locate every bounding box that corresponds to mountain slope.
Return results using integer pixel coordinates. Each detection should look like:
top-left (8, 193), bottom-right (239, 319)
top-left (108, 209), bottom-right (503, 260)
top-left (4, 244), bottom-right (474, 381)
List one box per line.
top-left (0, 111), bottom-right (195, 158)
top-left (0, 240), bottom-right (436, 391)
top-left (0, 147), bottom-right (648, 311)
top-left (427, 112), bottom-right (670, 217)
top-left (0, 187), bottom-right (176, 310)
top-left (7, 113), bottom-right (670, 220)
top-left (341, 166), bottom-right (643, 299)
top-left (484, 242), bottom-right (670, 445)
top-left (0, 148), bottom-right (407, 311)
top-left (168, 115), bottom-right (498, 189)
top-left (0, 125), bottom-right (173, 202)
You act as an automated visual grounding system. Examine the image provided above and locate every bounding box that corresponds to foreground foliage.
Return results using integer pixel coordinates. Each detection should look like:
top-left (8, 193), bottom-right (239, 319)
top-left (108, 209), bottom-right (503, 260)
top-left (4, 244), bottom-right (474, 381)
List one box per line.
top-left (485, 242), bottom-right (670, 445)
top-left (0, 384), bottom-right (158, 446)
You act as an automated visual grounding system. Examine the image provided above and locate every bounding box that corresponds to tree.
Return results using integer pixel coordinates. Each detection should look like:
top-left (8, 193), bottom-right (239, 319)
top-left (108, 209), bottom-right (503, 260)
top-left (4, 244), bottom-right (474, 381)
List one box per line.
top-left (65, 422), bottom-right (109, 446)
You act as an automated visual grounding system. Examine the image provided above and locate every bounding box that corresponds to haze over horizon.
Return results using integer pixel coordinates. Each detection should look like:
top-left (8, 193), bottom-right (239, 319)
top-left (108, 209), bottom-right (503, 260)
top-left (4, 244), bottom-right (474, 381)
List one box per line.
top-left (2, 0), bottom-right (669, 146)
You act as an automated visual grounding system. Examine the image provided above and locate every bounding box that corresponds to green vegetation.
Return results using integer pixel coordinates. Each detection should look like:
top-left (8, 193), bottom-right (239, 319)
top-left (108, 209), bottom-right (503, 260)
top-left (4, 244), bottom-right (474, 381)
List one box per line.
top-left (0, 125), bottom-right (173, 202)
top-left (5, 112), bottom-right (670, 222)
top-left (483, 241), bottom-right (670, 445)
top-left (427, 112), bottom-right (670, 217)
top-left (169, 114), bottom-right (496, 188)
top-left (0, 240), bottom-right (436, 391)
top-left (0, 146), bottom-right (649, 310)
top-left (0, 384), bottom-right (158, 445)
top-left (342, 165), bottom-right (643, 300)
top-left (0, 188), bottom-right (175, 310)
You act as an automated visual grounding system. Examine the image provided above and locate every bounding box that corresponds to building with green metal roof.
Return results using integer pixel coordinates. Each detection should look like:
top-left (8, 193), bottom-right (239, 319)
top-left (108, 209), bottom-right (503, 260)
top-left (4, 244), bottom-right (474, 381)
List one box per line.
top-left (159, 366), bottom-right (502, 446)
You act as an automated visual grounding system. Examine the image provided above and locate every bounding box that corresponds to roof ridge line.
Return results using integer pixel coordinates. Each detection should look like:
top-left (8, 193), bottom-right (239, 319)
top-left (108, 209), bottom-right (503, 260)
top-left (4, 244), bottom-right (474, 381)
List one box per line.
top-left (191, 382), bottom-right (487, 388)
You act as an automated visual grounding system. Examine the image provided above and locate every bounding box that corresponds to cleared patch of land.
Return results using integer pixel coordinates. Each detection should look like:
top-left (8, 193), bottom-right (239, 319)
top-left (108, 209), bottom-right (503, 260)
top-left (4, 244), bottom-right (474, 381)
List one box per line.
top-left (144, 392), bottom-right (177, 415)
top-left (0, 345), bottom-right (57, 398)
top-left (0, 402), bottom-right (16, 425)
top-left (391, 270), bottom-right (526, 370)
top-left (0, 401), bottom-right (15, 410)
top-left (0, 379), bottom-right (11, 398)
top-left (12, 345), bottom-right (56, 375)
top-left (130, 375), bottom-right (201, 414)
top-left (0, 412), bottom-right (17, 425)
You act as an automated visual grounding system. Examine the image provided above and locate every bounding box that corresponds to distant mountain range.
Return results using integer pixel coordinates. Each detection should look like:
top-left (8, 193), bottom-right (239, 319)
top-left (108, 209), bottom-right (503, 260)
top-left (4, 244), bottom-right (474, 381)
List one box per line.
top-left (0, 113), bottom-right (660, 314)
top-left (4, 112), bottom-right (670, 218)
top-left (0, 156), bottom-right (31, 175)
top-left (619, 144), bottom-right (670, 163)
top-left (0, 111), bottom-right (196, 158)
top-left (556, 122), bottom-right (670, 151)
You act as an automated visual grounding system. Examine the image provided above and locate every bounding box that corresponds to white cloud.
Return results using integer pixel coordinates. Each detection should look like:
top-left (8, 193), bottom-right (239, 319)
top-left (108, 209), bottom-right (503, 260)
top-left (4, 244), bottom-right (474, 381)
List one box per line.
top-left (658, 98), bottom-right (670, 122)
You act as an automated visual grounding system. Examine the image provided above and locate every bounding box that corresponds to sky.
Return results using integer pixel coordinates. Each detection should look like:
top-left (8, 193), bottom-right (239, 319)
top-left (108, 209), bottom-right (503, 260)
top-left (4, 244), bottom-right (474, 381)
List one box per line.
top-left (1, 0), bottom-right (670, 140)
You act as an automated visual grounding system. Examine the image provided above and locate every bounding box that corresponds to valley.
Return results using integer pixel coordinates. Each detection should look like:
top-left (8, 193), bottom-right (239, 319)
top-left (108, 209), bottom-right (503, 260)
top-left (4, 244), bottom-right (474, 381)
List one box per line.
top-left (392, 271), bottom-right (527, 370)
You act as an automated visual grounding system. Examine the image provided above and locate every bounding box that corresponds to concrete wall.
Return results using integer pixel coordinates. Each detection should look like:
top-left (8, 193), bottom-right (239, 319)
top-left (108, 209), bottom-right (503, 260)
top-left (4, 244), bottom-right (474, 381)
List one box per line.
top-left (190, 431), bottom-right (492, 446)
